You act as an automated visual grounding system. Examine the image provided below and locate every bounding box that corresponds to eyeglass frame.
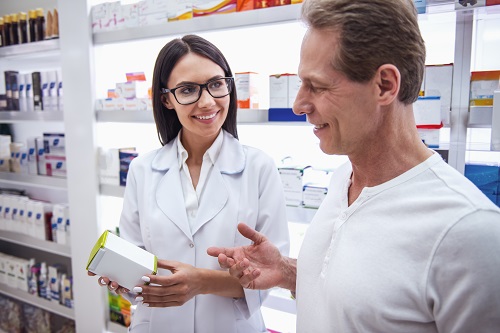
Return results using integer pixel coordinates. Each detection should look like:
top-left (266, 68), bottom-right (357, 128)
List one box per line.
top-left (160, 77), bottom-right (234, 105)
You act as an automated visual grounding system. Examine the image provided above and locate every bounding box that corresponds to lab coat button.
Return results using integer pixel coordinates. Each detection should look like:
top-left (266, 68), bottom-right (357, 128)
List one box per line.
top-left (189, 243), bottom-right (194, 248)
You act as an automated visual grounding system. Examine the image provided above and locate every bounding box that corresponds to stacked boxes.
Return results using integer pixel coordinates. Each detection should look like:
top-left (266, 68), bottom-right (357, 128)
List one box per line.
top-left (43, 133), bottom-right (66, 178)
top-left (99, 147), bottom-right (137, 186)
top-left (268, 73), bottom-right (304, 122)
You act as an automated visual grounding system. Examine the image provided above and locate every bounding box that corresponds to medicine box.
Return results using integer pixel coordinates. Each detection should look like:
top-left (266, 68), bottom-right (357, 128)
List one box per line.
top-left (423, 64), bottom-right (453, 125)
top-left (455, 0), bottom-right (485, 9)
top-left (87, 230), bottom-right (158, 291)
top-left (167, 0), bottom-right (193, 21)
top-left (193, 0), bottom-right (236, 16)
top-left (236, 72), bottom-right (262, 109)
top-left (470, 70), bottom-right (500, 107)
top-left (269, 73), bottom-right (302, 109)
top-left (465, 163), bottom-right (500, 206)
top-left (413, 96), bottom-right (441, 126)
top-left (278, 165), bottom-right (310, 207)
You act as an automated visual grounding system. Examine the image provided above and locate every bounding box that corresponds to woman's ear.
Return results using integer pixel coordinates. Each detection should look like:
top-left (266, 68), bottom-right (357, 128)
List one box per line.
top-left (161, 94), bottom-right (173, 109)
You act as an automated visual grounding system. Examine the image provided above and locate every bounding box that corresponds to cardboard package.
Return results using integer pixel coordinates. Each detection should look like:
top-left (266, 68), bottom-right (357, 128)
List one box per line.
top-left (87, 230), bottom-right (157, 290)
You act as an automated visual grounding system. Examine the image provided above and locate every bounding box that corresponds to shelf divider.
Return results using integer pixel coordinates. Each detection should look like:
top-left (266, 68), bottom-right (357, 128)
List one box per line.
top-left (0, 284), bottom-right (74, 320)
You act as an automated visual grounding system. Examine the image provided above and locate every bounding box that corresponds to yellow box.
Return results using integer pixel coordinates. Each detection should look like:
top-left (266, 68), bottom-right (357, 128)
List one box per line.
top-left (87, 230), bottom-right (157, 290)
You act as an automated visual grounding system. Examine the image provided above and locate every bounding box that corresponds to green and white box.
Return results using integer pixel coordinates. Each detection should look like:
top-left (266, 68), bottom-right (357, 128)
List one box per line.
top-left (86, 230), bottom-right (157, 290)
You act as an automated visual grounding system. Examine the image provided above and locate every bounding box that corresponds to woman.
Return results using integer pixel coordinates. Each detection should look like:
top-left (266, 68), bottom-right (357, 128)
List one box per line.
top-left (92, 34), bottom-right (289, 333)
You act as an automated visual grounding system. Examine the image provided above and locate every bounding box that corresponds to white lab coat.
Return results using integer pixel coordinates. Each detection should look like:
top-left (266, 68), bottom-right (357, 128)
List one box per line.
top-left (119, 130), bottom-right (290, 333)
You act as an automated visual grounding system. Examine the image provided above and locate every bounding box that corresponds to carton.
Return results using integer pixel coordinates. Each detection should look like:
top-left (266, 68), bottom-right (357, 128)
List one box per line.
top-left (87, 230), bottom-right (157, 290)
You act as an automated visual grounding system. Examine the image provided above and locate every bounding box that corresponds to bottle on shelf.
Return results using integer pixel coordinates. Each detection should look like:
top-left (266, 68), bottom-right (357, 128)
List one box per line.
top-left (53, 9), bottom-right (59, 39)
top-left (0, 17), bottom-right (4, 47)
top-left (35, 8), bottom-right (45, 42)
top-left (3, 14), bottom-right (11, 46)
top-left (10, 13), bottom-right (19, 45)
top-left (45, 10), bottom-right (53, 40)
top-left (28, 10), bottom-right (36, 43)
top-left (19, 12), bottom-right (28, 44)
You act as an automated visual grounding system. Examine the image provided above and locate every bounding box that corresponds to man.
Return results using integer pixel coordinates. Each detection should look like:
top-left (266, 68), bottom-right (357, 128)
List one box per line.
top-left (207, 0), bottom-right (500, 331)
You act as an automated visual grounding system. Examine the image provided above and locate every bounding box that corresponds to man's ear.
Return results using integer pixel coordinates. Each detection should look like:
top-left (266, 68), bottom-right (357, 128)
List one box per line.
top-left (376, 64), bottom-right (400, 106)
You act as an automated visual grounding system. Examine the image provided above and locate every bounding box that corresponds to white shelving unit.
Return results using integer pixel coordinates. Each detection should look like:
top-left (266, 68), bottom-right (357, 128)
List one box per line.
top-left (93, 4), bottom-right (302, 44)
top-left (0, 284), bottom-right (74, 320)
top-left (1, 1), bottom-right (499, 332)
top-left (0, 230), bottom-right (71, 257)
top-left (0, 172), bottom-right (66, 189)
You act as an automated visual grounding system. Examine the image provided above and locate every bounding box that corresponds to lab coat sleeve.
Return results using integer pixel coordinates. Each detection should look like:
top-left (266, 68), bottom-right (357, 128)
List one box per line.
top-left (427, 209), bottom-right (500, 332)
top-left (117, 158), bottom-right (144, 305)
top-left (234, 152), bottom-right (291, 319)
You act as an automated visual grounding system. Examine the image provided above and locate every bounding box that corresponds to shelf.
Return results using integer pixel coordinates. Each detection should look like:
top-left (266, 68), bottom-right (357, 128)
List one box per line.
top-left (94, 5), bottom-right (302, 44)
top-left (96, 109), bottom-right (312, 126)
top-left (263, 288), bottom-right (296, 315)
top-left (0, 39), bottom-right (60, 58)
top-left (100, 184), bottom-right (125, 197)
top-left (0, 230), bottom-right (71, 257)
top-left (0, 284), bottom-right (74, 320)
top-left (107, 321), bottom-right (128, 333)
top-left (0, 111), bottom-right (64, 123)
top-left (0, 172), bottom-right (67, 190)
top-left (96, 110), bottom-right (154, 123)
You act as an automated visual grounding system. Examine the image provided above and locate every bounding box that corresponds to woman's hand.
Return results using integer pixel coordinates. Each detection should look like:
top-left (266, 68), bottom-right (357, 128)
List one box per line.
top-left (133, 260), bottom-right (203, 307)
top-left (87, 271), bottom-right (130, 295)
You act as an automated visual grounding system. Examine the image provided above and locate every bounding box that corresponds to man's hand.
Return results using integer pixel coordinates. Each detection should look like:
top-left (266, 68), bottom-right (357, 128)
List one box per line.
top-left (207, 223), bottom-right (291, 290)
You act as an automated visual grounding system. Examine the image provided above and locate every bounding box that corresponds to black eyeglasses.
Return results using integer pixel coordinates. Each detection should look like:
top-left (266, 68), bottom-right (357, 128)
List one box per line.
top-left (160, 77), bottom-right (234, 105)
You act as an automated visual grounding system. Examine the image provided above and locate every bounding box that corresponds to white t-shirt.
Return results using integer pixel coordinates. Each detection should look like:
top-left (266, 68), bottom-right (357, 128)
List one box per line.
top-left (297, 153), bottom-right (500, 332)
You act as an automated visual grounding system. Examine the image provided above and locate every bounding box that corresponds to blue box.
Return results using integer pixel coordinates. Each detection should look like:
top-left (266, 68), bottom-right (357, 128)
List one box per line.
top-left (268, 108), bottom-right (306, 122)
top-left (465, 163), bottom-right (500, 206)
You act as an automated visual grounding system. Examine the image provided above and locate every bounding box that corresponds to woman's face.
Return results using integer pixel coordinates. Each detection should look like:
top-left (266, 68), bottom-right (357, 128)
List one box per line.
top-left (163, 53), bottom-right (230, 144)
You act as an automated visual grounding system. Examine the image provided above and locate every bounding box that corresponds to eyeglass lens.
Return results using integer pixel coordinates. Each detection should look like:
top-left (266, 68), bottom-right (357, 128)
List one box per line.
top-left (174, 78), bottom-right (231, 105)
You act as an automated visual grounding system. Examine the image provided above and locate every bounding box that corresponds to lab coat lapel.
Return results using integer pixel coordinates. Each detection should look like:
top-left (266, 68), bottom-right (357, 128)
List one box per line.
top-left (191, 131), bottom-right (246, 235)
top-left (153, 142), bottom-right (193, 241)
top-left (191, 165), bottom-right (228, 235)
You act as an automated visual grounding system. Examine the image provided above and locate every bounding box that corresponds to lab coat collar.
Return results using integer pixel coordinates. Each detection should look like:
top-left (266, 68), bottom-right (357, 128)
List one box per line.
top-left (153, 130), bottom-right (246, 239)
top-left (151, 130), bottom-right (245, 174)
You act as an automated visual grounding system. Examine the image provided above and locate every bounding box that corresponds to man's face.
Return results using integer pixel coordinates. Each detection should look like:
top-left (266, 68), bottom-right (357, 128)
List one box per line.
top-left (293, 28), bottom-right (380, 156)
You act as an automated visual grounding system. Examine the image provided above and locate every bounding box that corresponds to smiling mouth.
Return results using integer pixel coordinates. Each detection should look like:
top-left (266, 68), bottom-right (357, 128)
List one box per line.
top-left (194, 112), bottom-right (218, 120)
top-left (314, 124), bottom-right (327, 129)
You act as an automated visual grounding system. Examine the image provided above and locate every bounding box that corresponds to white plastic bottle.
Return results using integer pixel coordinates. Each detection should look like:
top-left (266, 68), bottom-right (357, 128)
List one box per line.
top-left (38, 262), bottom-right (49, 300)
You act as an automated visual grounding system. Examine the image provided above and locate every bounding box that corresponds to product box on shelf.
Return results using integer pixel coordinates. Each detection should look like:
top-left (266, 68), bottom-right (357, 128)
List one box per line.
top-left (52, 204), bottom-right (70, 245)
top-left (15, 258), bottom-right (30, 292)
top-left (268, 108), bottom-right (305, 122)
top-left (469, 70), bottom-right (500, 106)
top-left (278, 165), bottom-right (311, 207)
top-left (92, 1), bottom-right (122, 32)
top-left (269, 73), bottom-right (288, 109)
top-left (492, 91), bottom-right (500, 151)
top-left (422, 64), bottom-right (453, 125)
top-left (30, 200), bottom-right (53, 241)
top-left (486, 0), bottom-right (500, 4)
top-left (86, 230), bottom-right (158, 290)
top-left (465, 163), bottom-right (500, 206)
top-left (302, 183), bottom-right (328, 209)
top-left (236, 72), bottom-right (264, 109)
top-left (119, 3), bottom-right (140, 28)
top-left (167, 0), bottom-right (194, 21)
top-left (455, 0), bottom-right (485, 8)
top-left (99, 147), bottom-right (135, 186)
top-left (413, 96), bottom-right (442, 126)
top-left (119, 149), bottom-right (139, 186)
top-left (193, 0), bottom-right (237, 16)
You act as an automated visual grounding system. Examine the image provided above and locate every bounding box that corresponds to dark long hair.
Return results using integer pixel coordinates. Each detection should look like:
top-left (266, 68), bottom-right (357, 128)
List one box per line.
top-left (152, 34), bottom-right (238, 145)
